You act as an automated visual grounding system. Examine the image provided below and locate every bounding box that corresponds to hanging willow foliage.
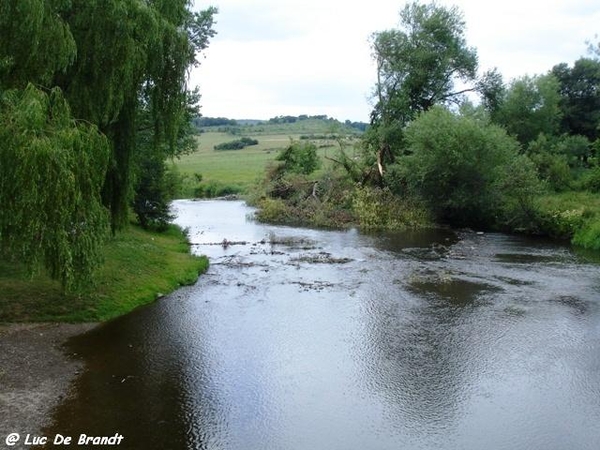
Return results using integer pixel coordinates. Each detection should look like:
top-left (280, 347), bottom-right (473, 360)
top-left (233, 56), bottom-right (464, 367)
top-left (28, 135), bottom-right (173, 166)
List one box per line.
top-left (52, 0), bottom-right (217, 232)
top-left (0, 0), bottom-right (217, 289)
top-left (0, 0), bottom-right (76, 90)
top-left (0, 85), bottom-right (110, 289)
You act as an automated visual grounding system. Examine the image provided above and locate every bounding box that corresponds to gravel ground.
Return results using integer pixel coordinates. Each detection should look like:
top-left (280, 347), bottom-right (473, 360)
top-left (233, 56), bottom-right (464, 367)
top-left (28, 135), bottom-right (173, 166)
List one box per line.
top-left (0, 323), bottom-right (97, 447)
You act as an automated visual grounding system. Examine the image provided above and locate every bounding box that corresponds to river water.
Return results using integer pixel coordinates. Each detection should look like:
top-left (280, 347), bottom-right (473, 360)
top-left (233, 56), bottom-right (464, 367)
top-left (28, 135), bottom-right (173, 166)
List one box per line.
top-left (45, 200), bottom-right (600, 449)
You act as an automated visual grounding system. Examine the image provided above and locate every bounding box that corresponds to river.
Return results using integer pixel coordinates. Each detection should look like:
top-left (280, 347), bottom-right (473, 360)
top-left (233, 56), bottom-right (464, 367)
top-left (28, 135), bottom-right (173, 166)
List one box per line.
top-left (44, 200), bottom-right (600, 449)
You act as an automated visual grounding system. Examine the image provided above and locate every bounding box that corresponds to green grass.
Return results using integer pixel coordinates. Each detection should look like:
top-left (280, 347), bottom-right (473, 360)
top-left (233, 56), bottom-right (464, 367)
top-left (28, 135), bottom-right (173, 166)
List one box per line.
top-left (0, 224), bottom-right (208, 323)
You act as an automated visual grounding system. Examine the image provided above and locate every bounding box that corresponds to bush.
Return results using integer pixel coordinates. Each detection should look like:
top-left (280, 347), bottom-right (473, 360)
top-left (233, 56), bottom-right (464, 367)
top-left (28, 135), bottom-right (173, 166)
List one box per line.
top-left (573, 220), bottom-right (600, 250)
top-left (194, 180), bottom-right (243, 198)
top-left (494, 155), bottom-right (543, 231)
top-left (214, 137), bottom-right (258, 150)
top-left (581, 165), bottom-right (600, 192)
top-left (276, 140), bottom-right (320, 175)
top-left (352, 186), bottom-right (430, 231)
top-left (402, 106), bottom-right (525, 228)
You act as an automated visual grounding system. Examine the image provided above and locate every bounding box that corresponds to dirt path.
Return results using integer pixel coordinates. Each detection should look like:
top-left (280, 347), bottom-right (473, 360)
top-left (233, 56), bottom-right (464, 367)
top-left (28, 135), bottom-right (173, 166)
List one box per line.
top-left (0, 323), bottom-right (97, 445)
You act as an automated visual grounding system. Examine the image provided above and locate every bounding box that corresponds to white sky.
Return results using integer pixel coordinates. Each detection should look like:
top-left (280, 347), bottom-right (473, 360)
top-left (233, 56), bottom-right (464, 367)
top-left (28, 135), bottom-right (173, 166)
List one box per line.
top-left (190, 0), bottom-right (600, 122)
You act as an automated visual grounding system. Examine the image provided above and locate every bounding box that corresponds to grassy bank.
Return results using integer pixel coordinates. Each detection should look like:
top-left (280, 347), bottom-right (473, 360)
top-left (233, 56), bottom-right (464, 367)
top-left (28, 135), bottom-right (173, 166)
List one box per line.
top-left (0, 224), bottom-right (208, 323)
top-left (535, 191), bottom-right (600, 250)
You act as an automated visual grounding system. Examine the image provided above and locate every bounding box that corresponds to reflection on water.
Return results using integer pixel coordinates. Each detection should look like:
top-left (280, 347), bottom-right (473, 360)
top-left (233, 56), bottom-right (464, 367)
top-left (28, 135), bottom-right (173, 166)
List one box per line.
top-left (45, 200), bottom-right (600, 449)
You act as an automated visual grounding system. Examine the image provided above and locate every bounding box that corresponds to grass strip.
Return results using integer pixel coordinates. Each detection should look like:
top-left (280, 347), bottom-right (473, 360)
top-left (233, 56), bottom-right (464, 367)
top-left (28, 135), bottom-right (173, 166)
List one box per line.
top-left (0, 224), bottom-right (208, 323)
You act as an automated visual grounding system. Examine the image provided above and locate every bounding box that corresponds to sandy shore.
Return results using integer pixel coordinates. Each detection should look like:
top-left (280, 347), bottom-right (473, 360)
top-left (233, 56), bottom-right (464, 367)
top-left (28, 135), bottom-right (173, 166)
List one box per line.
top-left (0, 323), bottom-right (97, 445)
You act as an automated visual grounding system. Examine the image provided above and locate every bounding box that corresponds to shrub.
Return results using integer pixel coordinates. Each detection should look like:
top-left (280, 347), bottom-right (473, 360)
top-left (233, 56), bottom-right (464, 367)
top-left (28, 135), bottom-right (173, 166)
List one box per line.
top-left (581, 165), bottom-right (600, 192)
top-left (194, 180), bottom-right (243, 198)
top-left (402, 106), bottom-right (524, 228)
top-left (275, 140), bottom-right (320, 175)
top-left (573, 219), bottom-right (600, 250)
top-left (214, 137), bottom-right (258, 150)
top-left (352, 186), bottom-right (430, 231)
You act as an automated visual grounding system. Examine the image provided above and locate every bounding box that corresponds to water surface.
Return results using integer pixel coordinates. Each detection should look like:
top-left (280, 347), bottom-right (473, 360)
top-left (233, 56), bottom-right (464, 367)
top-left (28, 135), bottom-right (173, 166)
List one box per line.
top-left (46, 200), bottom-right (600, 449)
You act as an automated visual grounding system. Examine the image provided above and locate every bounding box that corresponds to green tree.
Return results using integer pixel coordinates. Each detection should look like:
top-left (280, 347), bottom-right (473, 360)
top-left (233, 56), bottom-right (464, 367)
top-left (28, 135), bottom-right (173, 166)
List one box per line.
top-left (0, 0), bottom-right (76, 90)
top-left (493, 74), bottom-right (562, 146)
top-left (0, 0), bottom-right (216, 287)
top-left (402, 106), bottom-right (535, 228)
top-left (0, 0), bottom-right (110, 289)
top-left (54, 0), bottom-right (217, 231)
top-left (0, 85), bottom-right (109, 289)
top-left (367, 1), bottom-right (479, 179)
top-left (551, 58), bottom-right (600, 142)
top-left (276, 141), bottom-right (321, 175)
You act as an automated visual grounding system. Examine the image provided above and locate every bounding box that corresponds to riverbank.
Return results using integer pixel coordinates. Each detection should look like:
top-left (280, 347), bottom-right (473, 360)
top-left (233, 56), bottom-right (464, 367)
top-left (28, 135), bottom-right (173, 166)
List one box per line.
top-left (0, 223), bottom-right (208, 443)
top-left (0, 323), bottom-right (97, 443)
top-left (0, 223), bottom-right (208, 323)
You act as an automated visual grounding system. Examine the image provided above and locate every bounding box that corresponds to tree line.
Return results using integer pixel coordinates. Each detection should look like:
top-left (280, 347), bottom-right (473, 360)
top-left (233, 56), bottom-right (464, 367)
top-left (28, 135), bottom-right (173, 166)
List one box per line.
top-left (0, 0), bottom-right (217, 289)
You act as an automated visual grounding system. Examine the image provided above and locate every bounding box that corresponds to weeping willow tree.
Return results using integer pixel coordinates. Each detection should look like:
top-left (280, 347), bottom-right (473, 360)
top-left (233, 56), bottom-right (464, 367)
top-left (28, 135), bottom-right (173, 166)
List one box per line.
top-left (0, 86), bottom-right (110, 289)
top-left (0, 0), bottom-right (76, 89)
top-left (0, 0), bottom-right (217, 287)
top-left (54, 0), bottom-right (217, 231)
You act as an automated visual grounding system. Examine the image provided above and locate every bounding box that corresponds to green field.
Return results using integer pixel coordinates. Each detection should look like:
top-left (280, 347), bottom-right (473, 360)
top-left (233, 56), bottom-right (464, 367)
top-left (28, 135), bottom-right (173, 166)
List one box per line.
top-left (173, 129), bottom-right (360, 196)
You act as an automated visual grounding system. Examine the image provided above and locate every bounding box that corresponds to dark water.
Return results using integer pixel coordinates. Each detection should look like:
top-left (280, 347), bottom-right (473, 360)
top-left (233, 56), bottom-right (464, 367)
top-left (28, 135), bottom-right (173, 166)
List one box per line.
top-left (45, 200), bottom-right (600, 449)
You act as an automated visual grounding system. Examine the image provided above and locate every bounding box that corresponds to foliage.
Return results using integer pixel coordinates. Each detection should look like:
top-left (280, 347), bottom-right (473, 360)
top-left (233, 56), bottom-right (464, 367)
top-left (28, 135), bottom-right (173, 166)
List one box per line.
top-left (132, 154), bottom-right (175, 231)
top-left (51, 0), bottom-right (217, 231)
top-left (402, 106), bottom-right (527, 228)
top-left (194, 181), bottom-right (243, 198)
top-left (193, 116), bottom-right (238, 128)
top-left (492, 74), bottom-right (562, 146)
top-left (552, 58), bottom-right (600, 142)
top-left (352, 186), bottom-right (431, 231)
top-left (0, 0), bottom-right (217, 290)
top-left (276, 141), bottom-right (321, 175)
top-left (214, 137), bottom-right (259, 150)
top-left (572, 220), bottom-right (600, 250)
top-left (534, 191), bottom-right (600, 243)
top-left (0, 0), bottom-right (76, 89)
top-left (0, 85), bottom-right (110, 289)
top-left (366, 0), bottom-right (479, 180)
top-left (580, 165), bottom-right (600, 192)
top-left (493, 155), bottom-right (543, 231)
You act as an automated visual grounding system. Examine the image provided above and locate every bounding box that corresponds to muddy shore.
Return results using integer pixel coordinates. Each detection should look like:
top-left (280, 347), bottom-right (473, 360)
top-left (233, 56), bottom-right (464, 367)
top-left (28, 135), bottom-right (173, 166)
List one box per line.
top-left (0, 323), bottom-right (97, 446)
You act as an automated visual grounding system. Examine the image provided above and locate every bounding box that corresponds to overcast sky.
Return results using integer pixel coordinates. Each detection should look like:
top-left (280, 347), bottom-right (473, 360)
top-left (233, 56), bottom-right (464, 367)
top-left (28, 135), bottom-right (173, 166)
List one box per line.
top-left (190, 0), bottom-right (600, 122)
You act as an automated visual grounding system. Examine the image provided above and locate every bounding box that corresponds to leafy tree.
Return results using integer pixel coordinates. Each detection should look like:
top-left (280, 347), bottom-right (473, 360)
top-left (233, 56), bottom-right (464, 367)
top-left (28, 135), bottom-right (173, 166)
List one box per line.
top-left (477, 68), bottom-right (506, 117)
top-left (366, 1), bottom-right (479, 180)
top-left (402, 106), bottom-right (534, 228)
top-left (527, 135), bottom-right (573, 191)
top-left (0, 0), bottom-right (217, 287)
top-left (276, 141), bottom-right (321, 175)
top-left (0, 0), bottom-right (75, 90)
top-left (551, 58), bottom-right (600, 142)
top-left (0, 85), bottom-right (109, 289)
top-left (492, 74), bottom-right (562, 146)
top-left (0, 0), bottom-right (109, 289)
top-left (53, 0), bottom-right (217, 231)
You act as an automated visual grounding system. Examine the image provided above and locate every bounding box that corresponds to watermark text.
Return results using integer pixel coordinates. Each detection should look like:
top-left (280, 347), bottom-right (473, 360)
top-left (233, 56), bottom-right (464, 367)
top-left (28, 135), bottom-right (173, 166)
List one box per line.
top-left (4, 433), bottom-right (124, 447)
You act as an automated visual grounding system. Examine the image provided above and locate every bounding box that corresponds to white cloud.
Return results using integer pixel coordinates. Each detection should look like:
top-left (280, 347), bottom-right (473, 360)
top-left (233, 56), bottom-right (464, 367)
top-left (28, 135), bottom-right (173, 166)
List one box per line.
top-left (191, 0), bottom-right (600, 121)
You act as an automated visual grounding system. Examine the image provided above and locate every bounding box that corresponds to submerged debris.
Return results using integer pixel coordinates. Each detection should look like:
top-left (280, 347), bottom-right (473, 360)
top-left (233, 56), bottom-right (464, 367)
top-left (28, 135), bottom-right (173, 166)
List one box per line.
top-left (290, 280), bottom-right (336, 292)
top-left (289, 251), bottom-right (353, 264)
top-left (267, 233), bottom-right (319, 250)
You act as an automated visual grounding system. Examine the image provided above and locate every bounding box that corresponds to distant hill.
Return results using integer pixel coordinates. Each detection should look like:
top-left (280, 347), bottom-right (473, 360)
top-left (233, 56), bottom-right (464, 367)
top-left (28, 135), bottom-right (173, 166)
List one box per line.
top-left (192, 114), bottom-right (368, 135)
